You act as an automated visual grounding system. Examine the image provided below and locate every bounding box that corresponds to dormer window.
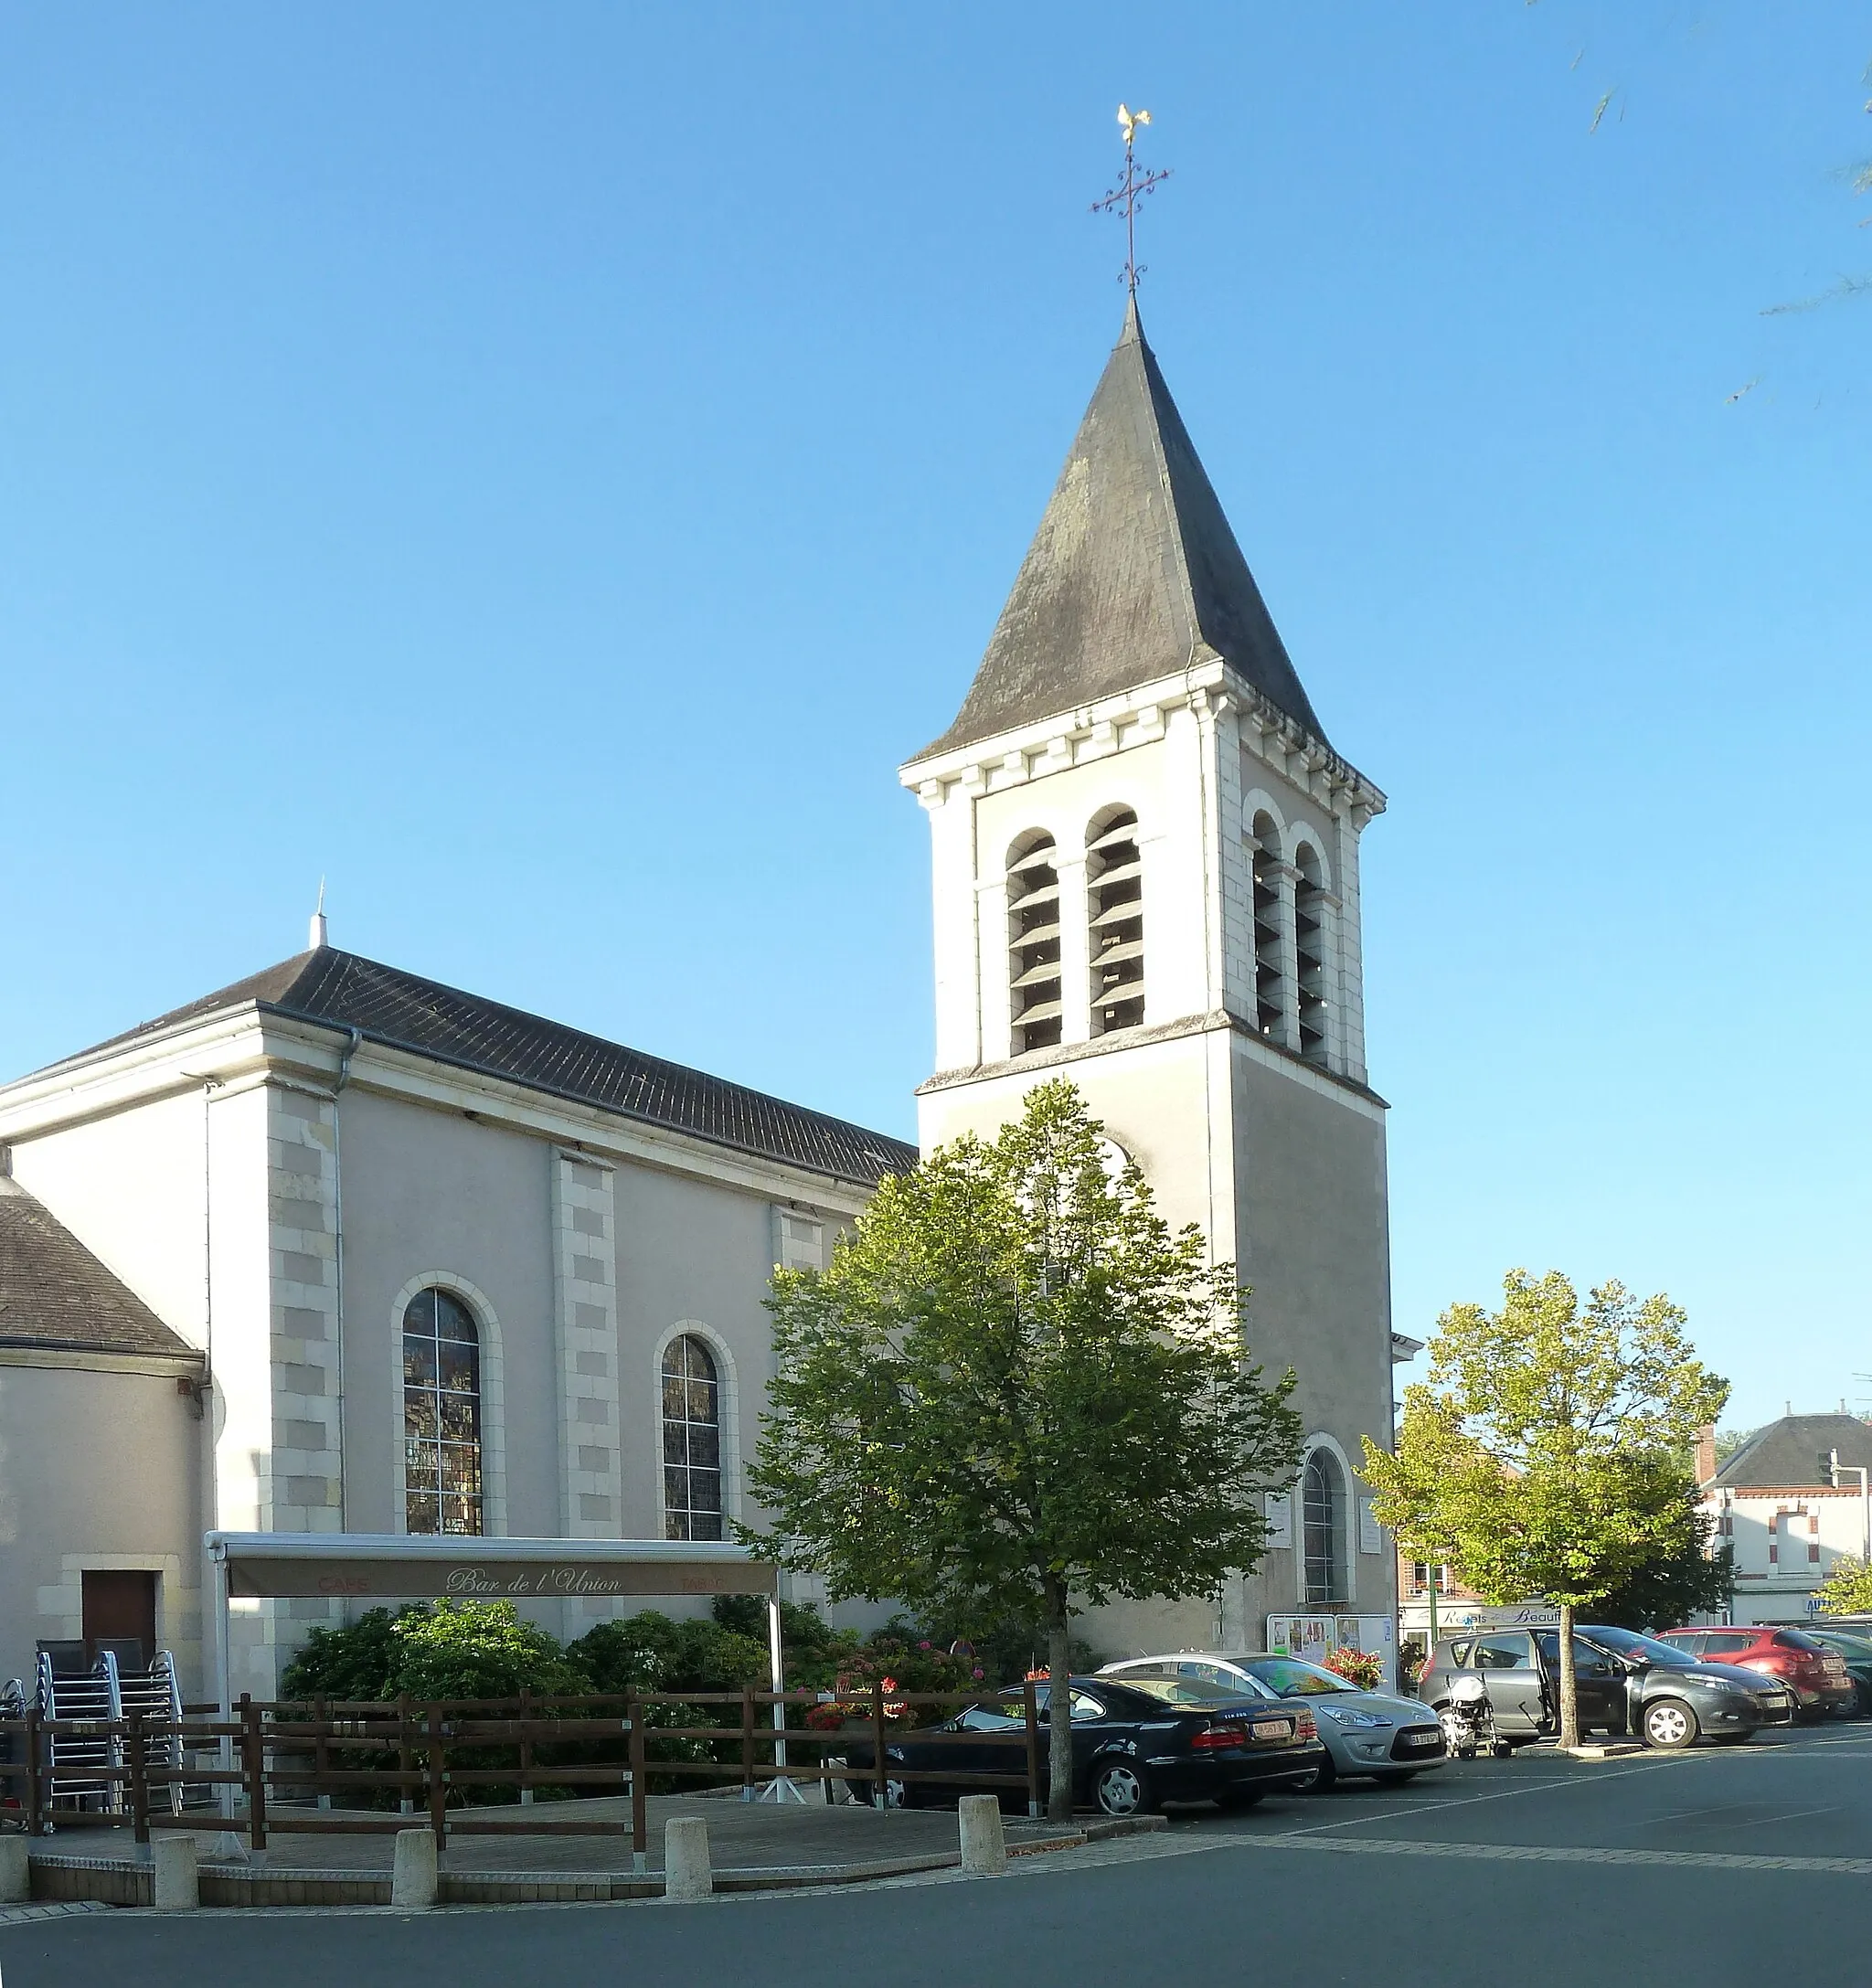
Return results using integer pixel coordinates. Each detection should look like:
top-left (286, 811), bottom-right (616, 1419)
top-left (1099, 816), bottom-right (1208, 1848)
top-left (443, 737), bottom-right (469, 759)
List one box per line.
top-left (1087, 808), bottom-right (1144, 1036)
top-left (1007, 834), bottom-right (1063, 1056)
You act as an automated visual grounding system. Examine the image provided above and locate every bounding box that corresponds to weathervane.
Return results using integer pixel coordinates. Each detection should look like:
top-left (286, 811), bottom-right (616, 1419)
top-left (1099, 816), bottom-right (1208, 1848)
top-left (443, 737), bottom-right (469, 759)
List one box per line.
top-left (1092, 103), bottom-right (1171, 293)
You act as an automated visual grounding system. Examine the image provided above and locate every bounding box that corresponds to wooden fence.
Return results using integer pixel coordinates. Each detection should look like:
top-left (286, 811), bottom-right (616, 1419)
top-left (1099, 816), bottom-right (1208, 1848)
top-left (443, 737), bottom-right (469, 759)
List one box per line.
top-left (0, 1679), bottom-right (1043, 1862)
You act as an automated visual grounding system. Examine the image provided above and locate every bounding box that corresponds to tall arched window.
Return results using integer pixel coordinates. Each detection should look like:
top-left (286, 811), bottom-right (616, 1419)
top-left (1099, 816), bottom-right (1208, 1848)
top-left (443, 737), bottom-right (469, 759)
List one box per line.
top-left (1087, 807), bottom-right (1144, 1035)
top-left (1302, 1449), bottom-right (1347, 1604)
top-left (1249, 813), bottom-right (1288, 1045)
top-left (1007, 833), bottom-right (1063, 1056)
top-left (403, 1288), bottom-right (483, 1536)
top-left (662, 1334), bottom-right (723, 1540)
top-left (1293, 842), bottom-right (1328, 1066)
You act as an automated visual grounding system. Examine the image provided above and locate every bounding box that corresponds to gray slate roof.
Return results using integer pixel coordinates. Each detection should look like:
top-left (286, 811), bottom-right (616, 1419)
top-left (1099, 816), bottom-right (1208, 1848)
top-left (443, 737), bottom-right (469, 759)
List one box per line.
top-left (1712, 1413), bottom-right (1872, 1490)
top-left (0, 1178), bottom-right (199, 1360)
top-left (48, 949), bottom-right (919, 1189)
top-left (919, 299), bottom-right (1327, 760)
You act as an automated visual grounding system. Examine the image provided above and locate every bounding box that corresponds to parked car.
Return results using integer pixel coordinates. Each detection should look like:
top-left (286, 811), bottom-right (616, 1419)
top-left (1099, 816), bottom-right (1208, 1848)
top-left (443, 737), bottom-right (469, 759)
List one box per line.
top-left (1652, 1626), bottom-right (1856, 1719)
top-left (1418, 1622), bottom-right (1797, 1750)
top-left (842, 1675), bottom-right (1324, 1816)
top-left (1099, 1651), bottom-right (1446, 1791)
top-left (1798, 1626), bottom-right (1872, 1715)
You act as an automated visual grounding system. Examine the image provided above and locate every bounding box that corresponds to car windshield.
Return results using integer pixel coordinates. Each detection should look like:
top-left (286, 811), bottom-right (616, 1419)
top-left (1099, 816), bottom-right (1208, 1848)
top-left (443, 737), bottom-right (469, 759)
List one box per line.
top-left (1240, 1657), bottom-right (1360, 1696)
top-left (1580, 1625), bottom-right (1699, 1669)
top-left (1118, 1675), bottom-right (1267, 1710)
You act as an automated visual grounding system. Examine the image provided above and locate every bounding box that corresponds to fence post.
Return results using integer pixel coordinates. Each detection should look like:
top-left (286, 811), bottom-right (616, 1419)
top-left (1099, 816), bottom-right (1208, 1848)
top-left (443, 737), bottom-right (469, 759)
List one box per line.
top-left (1023, 1678), bottom-right (1041, 1820)
top-left (518, 1686), bottom-right (534, 1807)
top-left (398, 1693), bottom-right (414, 1815)
top-left (24, 1706), bottom-right (43, 1838)
top-left (240, 1696), bottom-right (267, 1854)
top-left (872, 1679), bottom-right (888, 1812)
top-left (315, 1695), bottom-right (332, 1811)
top-left (127, 1708), bottom-right (149, 1848)
top-left (628, 1694), bottom-right (647, 1876)
top-left (426, 1704), bottom-right (448, 1853)
top-left (740, 1682), bottom-right (756, 1799)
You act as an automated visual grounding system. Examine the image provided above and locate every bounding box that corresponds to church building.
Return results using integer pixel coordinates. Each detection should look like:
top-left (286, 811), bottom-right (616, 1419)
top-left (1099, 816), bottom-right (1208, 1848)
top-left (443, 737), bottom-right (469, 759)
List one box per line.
top-left (0, 298), bottom-right (1396, 1702)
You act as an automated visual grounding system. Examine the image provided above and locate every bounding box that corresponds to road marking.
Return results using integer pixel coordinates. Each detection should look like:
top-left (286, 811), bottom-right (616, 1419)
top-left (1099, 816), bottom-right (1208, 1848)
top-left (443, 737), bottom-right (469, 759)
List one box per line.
top-left (1236, 1835), bottom-right (1872, 1876)
top-left (1269, 1755), bottom-right (1682, 1837)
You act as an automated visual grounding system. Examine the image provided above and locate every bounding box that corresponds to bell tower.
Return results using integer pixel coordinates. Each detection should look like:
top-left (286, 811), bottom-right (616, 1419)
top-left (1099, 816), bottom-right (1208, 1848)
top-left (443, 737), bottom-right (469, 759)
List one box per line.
top-left (900, 302), bottom-right (1397, 1662)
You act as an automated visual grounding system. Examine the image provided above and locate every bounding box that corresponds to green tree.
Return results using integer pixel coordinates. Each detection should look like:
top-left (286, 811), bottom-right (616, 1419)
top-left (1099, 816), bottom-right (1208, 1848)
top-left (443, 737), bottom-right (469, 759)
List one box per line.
top-left (1815, 1557), bottom-right (1872, 1615)
top-left (741, 1079), bottom-right (1303, 1821)
top-left (1593, 1517), bottom-right (1734, 1632)
top-left (1362, 1270), bottom-right (1728, 1750)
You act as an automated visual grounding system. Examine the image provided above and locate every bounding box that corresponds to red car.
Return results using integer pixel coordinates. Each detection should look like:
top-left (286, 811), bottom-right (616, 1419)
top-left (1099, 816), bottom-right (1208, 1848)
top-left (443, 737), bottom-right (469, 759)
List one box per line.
top-left (1655, 1626), bottom-right (1856, 1717)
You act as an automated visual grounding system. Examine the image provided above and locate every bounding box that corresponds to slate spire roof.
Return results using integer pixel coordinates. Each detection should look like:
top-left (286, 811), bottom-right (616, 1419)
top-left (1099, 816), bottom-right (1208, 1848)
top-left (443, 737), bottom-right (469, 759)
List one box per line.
top-left (920, 298), bottom-right (1326, 760)
top-left (39, 948), bottom-right (919, 1189)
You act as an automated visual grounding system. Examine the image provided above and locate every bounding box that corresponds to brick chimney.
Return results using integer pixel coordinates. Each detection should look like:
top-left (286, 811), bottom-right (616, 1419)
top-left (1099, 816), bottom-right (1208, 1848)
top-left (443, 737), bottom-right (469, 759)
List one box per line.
top-left (1695, 1423), bottom-right (1718, 1487)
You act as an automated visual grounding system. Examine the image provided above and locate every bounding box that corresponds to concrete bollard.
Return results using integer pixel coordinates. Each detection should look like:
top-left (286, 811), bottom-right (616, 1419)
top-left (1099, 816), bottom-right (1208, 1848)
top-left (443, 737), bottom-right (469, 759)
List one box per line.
top-left (664, 1815), bottom-right (713, 1902)
top-left (152, 1834), bottom-right (199, 1910)
top-left (958, 1794), bottom-right (1006, 1876)
top-left (0, 1834), bottom-right (30, 1904)
top-left (391, 1828), bottom-right (439, 1909)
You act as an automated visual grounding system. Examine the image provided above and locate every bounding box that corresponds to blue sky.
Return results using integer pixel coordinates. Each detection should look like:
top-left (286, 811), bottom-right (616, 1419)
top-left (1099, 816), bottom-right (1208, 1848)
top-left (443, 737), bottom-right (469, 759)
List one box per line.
top-left (3, 4), bottom-right (1867, 1432)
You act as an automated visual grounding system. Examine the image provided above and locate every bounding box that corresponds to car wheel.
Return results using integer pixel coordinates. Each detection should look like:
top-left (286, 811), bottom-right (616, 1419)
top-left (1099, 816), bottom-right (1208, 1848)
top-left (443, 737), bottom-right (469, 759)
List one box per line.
top-left (852, 1776), bottom-right (908, 1808)
top-left (1090, 1759), bottom-right (1154, 1817)
top-left (1295, 1749), bottom-right (1338, 1794)
top-left (1642, 1699), bottom-right (1699, 1750)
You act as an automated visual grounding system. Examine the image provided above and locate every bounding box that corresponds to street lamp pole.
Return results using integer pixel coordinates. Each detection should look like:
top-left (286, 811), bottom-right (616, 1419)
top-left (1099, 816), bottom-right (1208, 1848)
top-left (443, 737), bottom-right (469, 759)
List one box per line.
top-left (1827, 1450), bottom-right (1871, 1567)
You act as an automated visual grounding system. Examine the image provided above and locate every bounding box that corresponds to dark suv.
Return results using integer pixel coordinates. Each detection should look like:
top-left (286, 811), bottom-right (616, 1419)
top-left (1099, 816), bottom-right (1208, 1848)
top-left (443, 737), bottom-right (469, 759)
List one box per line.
top-left (1418, 1623), bottom-right (1797, 1750)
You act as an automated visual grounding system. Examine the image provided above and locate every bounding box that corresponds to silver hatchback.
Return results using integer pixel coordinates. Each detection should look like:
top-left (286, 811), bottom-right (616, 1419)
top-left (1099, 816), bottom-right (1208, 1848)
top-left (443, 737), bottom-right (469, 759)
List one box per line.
top-left (1099, 1652), bottom-right (1447, 1791)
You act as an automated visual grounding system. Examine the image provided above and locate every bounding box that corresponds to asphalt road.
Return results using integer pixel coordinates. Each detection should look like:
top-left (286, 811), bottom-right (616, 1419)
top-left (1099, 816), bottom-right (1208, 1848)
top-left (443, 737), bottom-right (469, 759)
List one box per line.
top-left (6, 1726), bottom-right (1870, 1988)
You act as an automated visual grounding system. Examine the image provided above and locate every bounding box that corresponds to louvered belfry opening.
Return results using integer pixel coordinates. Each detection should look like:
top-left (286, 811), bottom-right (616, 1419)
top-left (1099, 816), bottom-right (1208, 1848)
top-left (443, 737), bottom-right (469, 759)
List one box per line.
top-left (1294, 844), bottom-right (1328, 1065)
top-left (1087, 808), bottom-right (1145, 1037)
top-left (1007, 833), bottom-right (1064, 1055)
top-left (1250, 813), bottom-right (1288, 1045)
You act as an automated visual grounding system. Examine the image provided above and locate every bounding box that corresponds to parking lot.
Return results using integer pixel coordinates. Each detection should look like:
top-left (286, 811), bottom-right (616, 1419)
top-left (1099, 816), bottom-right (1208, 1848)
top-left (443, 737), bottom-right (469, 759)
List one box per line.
top-left (4, 1726), bottom-right (1869, 1988)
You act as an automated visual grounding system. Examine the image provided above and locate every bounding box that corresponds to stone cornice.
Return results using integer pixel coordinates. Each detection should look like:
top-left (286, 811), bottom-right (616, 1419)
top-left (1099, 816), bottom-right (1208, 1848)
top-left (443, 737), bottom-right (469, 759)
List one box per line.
top-left (0, 1009), bottom-right (874, 1217)
top-left (917, 1005), bottom-right (1388, 1120)
top-left (902, 658), bottom-right (1386, 825)
top-left (0, 1344), bottom-right (205, 1378)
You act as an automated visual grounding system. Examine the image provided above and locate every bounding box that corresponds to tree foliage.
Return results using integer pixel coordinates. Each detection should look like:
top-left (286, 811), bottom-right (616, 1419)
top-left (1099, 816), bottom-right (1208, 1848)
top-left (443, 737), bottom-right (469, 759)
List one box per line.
top-left (1362, 1270), bottom-right (1728, 1747)
top-left (741, 1079), bottom-right (1303, 1816)
top-left (1815, 1557), bottom-right (1872, 1616)
top-left (1592, 1517), bottom-right (1735, 1632)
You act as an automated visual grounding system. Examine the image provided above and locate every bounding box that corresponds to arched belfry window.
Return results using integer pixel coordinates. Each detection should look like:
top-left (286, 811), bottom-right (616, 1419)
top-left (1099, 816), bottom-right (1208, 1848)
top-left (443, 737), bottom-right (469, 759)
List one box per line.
top-left (662, 1334), bottom-right (724, 1540)
top-left (1087, 808), bottom-right (1144, 1035)
top-left (403, 1288), bottom-right (483, 1536)
top-left (1007, 834), bottom-right (1063, 1056)
top-left (1293, 843), bottom-right (1328, 1066)
top-left (1302, 1449), bottom-right (1348, 1605)
top-left (1250, 813), bottom-right (1288, 1045)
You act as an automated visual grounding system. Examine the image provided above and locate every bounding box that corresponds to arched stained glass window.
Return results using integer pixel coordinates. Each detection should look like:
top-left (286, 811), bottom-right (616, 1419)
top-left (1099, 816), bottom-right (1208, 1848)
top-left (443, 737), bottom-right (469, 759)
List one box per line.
top-left (1302, 1449), bottom-right (1347, 1605)
top-left (403, 1288), bottom-right (483, 1536)
top-left (662, 1334), bottom-right (723, 1541)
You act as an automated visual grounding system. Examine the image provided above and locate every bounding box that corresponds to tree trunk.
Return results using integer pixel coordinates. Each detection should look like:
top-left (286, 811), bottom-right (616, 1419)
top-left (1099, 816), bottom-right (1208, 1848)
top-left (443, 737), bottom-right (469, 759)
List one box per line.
top-left (1557, 1601), bottom-right (1580, 1751)
top-left (1045, 1591), bottom-right (1073, 1824)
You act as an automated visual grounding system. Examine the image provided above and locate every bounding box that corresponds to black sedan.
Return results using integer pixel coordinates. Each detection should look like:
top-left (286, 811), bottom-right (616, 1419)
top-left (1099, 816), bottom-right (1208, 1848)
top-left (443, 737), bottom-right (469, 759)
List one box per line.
top-left (842, 1674), bottom-right (1324, 1816)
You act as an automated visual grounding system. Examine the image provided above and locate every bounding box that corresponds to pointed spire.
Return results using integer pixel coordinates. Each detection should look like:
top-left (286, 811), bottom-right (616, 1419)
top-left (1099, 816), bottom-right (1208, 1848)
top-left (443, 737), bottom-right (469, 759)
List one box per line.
top-left (920, 307), bottom-right (1326, 760)
top-left (309, 877), bottom-right (328, 951)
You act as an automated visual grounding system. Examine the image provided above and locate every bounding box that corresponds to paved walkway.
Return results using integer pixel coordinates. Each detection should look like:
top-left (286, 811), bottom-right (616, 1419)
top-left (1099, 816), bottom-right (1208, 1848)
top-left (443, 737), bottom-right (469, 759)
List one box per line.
top-left (37, 1791), bottom-right (1062, 1876)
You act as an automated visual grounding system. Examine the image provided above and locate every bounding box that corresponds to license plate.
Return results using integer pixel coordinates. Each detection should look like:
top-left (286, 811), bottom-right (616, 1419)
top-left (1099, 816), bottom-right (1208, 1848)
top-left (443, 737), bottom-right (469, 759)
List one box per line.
top-left (1403, 1728), bottom-right (1441, 1748)
top-left (1252, 1720), bottom-right (1292, 1742)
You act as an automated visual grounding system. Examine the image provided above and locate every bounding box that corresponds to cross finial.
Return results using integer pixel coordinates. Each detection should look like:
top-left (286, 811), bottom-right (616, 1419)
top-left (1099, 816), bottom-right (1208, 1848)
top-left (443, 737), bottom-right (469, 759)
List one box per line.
top-left (1093, 103), bottom-right (1171, 294)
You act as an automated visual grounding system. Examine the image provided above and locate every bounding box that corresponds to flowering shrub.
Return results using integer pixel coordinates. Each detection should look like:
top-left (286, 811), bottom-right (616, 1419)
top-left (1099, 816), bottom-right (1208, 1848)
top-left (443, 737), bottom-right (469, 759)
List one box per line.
top-left (802, 1640), bottom-right (990, 1729)
top-left (1323, 1645), bottom-right (1384, 1692)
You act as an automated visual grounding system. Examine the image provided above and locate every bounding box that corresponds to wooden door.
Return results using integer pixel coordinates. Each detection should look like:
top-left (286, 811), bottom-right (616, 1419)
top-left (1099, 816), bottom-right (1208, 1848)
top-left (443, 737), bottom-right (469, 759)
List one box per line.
top-left (81, 1570), bottom-right (157, 1666)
